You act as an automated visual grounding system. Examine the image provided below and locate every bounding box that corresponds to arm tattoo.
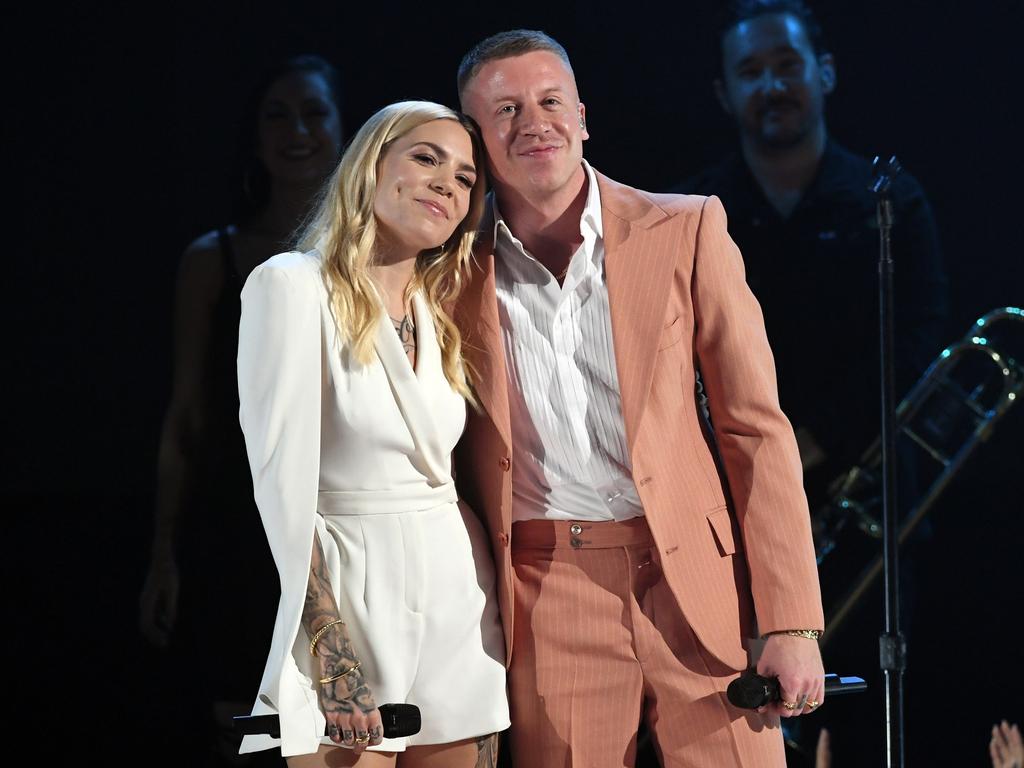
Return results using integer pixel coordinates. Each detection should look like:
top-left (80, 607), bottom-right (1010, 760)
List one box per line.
top-left (302, 535), bottom-right (345, 648)
top-left (475, 733), bottom-right (498, 768)
top-left (302, 536), bottom-right (374, 711)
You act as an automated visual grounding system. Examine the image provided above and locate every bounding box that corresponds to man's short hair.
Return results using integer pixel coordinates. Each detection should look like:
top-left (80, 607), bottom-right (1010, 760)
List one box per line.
top-left (457, 30), bottom-right (573, 97)
top-left (716, 0), bottom-right (827, 71)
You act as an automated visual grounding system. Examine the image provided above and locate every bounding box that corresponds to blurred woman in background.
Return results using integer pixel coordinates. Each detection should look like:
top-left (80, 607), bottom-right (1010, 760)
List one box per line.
top-left (140, 54), bottom-right (344, 765)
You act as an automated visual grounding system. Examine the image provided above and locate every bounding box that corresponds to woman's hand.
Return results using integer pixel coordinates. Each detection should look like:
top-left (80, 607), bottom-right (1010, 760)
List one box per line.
top-left (318, 653), bottom-right (384, 753)
top-left (139, 554), bottom-right (179, 647)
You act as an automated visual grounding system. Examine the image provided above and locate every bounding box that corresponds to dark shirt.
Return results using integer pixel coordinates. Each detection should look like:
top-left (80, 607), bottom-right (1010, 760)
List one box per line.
top-left (179, 226), bottom-right (276, 699)
top-left (197, 226), bottom-right (249, 487)
top-left (680, 141), bottom-right (948, 497)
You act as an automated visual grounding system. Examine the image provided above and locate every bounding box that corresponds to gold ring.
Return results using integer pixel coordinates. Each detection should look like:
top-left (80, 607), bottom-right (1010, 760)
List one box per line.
top-left (782, 700), bottom-right (798, 710)
top-left (354, 734), bottom-right (370, 744)
top-left (806, 700), bottom-right (820, 708)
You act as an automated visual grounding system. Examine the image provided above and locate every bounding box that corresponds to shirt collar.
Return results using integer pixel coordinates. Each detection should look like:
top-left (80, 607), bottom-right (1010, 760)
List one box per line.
top-left (492, 159), bottom-right (604, 250)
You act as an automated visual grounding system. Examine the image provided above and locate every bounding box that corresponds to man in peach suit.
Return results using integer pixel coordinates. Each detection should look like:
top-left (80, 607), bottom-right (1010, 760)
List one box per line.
top-left (453, 30), bottom-right (825, 767)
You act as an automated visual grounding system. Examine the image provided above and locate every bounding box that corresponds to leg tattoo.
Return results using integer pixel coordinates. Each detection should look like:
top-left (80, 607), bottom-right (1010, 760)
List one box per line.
top-left (474, 733), bottom-right (498, 768)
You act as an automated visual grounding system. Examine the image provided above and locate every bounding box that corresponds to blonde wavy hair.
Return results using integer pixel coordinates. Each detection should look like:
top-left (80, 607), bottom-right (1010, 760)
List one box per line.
top-left (297, 101), bottom-right (485, 402)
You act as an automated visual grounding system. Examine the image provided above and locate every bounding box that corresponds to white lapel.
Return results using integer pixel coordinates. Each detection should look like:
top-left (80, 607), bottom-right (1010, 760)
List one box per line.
top-left (373, 292), bottom-right (450, 484)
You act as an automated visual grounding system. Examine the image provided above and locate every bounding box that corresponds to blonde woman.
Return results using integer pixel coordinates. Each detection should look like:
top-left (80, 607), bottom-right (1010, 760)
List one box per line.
top-left (237, 101), bottom-right (509, 767)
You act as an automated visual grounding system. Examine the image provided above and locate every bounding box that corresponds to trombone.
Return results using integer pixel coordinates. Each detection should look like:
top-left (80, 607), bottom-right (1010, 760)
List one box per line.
top-left (811, 307), bottom-right (1023, 647)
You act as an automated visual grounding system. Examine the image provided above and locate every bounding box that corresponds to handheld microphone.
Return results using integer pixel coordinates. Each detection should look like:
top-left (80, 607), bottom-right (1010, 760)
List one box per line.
top-left (726, 671), bottom-right (867, 709)
top-left (233, 703), bottom-right (421, 739)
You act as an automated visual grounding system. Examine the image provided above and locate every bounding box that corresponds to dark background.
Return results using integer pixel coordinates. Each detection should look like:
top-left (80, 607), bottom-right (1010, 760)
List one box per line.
top-left (11, 0), bottom-right (1021, 765)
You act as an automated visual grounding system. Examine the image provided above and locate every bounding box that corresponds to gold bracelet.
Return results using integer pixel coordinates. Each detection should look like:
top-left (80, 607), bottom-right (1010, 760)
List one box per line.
top-left (309, 619), bottom-right (345, 657)
top-left (764, 629), bottom-right (823, 640)
top-left (318, 660), bottom-right (362, 686)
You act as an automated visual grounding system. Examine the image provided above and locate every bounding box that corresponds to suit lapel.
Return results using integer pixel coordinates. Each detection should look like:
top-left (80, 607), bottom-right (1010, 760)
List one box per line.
top-left (459, 212), bottom-right (513, 453)
top-left (374, 293), bottom-right (450, 483)
top-left (460, 176), bottom-right (676, 457)
top-left (598, 173), bottom-right (679, 451)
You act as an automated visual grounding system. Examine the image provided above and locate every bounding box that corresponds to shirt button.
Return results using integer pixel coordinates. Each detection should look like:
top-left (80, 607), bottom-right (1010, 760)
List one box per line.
top-left (570, 523), bottom-right (583, 536)
top-left (499, 457), bottom-right (511, 471)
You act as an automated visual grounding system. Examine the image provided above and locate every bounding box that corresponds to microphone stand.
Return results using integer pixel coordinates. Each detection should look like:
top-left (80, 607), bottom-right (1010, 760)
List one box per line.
top-left (870, 156), bottom-right (906, 768)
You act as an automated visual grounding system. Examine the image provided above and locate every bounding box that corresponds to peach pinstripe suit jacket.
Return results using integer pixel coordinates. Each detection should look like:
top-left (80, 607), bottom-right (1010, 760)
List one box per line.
top-left (453, 171), bottom-right (824, 671)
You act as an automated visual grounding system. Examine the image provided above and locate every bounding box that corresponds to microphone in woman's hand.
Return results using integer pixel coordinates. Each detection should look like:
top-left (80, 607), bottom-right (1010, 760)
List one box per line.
top-left (233, 703), bottom-right (421, 738)
top-left (378, 703), bottom-right (421, 737)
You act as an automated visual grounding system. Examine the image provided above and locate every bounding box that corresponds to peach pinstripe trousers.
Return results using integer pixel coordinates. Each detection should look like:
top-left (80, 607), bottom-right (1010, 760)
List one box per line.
top-left (508, 518), bottom-right (786, 768)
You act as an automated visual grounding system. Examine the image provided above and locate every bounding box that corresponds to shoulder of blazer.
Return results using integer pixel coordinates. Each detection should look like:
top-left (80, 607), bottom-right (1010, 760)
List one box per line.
top-left (258, 249), bottom-right (322, 275)
top-left (250, 249), bottom-right (325, 294)
top-left (595, 170), bottom-right (709, 227)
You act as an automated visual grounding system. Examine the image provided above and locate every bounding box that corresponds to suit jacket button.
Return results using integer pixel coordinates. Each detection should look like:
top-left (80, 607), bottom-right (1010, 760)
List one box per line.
top-left (499, 457), bottom-right (511, 471)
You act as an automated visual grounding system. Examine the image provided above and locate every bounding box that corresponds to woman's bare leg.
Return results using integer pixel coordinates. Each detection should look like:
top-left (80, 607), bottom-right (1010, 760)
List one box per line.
top-left (287, 746), bottom-right (397, 768)
top-left (285, 732), bottom-right (500, 768)
top-left (397, 733), bottom-right (499, 768)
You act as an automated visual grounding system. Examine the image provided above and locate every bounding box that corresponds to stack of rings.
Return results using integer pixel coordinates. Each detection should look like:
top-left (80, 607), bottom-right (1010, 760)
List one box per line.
top-left (782, 700), bottom-right (821, 710)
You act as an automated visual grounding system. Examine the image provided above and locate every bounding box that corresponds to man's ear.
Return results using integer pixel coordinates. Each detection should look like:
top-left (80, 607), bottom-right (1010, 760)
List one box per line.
top-left (713, 78), bottom-right (733, 115)
top-left (819, 53), bottom-right (836, 94)
top-left (578, 102), bottom-right (589, 140)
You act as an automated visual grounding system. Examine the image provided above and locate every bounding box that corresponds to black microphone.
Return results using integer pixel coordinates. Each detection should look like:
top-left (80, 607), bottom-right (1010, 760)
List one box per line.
top-left (233, 703), bottom-right (421, 739)
top-left (727, 671), bottom-right (867, 709)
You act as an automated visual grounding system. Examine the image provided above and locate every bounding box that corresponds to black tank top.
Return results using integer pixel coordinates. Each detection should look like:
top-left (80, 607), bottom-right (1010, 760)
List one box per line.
top-left (193, 226), bottom-right (250, 495)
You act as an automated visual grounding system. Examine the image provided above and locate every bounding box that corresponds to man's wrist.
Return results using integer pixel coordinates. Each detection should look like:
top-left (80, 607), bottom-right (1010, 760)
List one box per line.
top-left (762, 629), bottom-right (823, 640)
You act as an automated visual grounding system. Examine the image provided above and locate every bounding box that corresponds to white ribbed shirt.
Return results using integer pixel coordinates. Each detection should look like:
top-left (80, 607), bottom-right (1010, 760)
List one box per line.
top-left (494, 161), bottom-right (643, 523)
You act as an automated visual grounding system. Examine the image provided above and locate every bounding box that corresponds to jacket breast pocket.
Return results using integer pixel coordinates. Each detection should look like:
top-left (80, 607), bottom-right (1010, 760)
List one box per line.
top-left (658, 314), bottom-right (686, 350)
top-left (707, 506), bottom-right (736, 556)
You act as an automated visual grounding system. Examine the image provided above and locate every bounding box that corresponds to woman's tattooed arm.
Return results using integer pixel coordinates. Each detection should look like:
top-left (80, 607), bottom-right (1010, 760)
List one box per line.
top-left (302, 535), bottom-right (376, 715)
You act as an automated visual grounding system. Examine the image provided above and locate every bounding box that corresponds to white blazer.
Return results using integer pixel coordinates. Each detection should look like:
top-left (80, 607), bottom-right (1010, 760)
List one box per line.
top-left (237, 250), bottom-right (465, 756)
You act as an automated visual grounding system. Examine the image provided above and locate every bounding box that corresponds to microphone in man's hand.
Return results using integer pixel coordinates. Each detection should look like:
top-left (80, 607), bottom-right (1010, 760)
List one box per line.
top-left (233, 703), bottom-right (421, 738)
top-left (726, 671), bottom-right (867, 709)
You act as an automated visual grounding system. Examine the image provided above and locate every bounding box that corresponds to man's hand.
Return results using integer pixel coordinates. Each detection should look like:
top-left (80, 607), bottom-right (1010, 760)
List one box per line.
top-left (755, 633), bottom-right (825, 717)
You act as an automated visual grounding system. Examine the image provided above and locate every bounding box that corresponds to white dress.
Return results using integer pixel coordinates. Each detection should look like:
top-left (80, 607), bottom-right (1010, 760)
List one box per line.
top-left (236, 250), bottom-right (509, 757)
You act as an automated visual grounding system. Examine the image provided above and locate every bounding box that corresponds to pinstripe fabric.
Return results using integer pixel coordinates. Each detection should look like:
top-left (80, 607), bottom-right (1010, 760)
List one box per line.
top-left (509, 518), bottom-right (785, 768)
top-left (452, 170), bottom-right (824, 762)
top-left (493, 161), bottom-right (643, 523)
